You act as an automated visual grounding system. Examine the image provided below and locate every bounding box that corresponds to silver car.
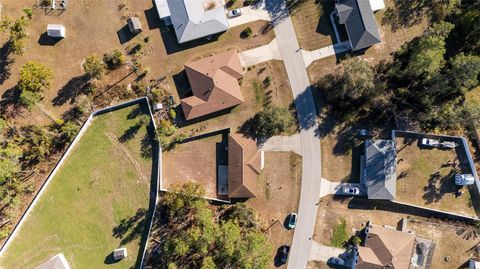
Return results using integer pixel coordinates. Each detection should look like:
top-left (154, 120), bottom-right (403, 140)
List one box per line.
top-left (227, 9), bottom-right (242, 18)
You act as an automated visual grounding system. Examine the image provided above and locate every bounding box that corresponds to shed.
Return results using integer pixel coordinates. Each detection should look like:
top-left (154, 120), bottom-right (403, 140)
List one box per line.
top-left (369, 0), bottom-right (385, 12)
top-left (113, 247), bottom-right (127, 261)
top-left (47, 24), bottom-right (66, 38)
top-left (36, 253), bottom-right (71, 269)
top-left (127, 17), bottom-right (142, 34)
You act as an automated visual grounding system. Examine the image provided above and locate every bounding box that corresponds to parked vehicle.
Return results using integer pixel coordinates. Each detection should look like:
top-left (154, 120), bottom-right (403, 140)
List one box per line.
top-left (279, 245), bottom-right (290, 264)
top-left (357, 129), bottom-right (372, 139)
top-left (343, 186), bottom-right (360, 195)
top-left (455, 174), bottom-right (475, 186)
top-left (227, 9), bottom-right (242, 18)
top-left (421, 138), bottom-right (440, 147)
top-left (327, 257), bottom-right (345, 266)
top-left (287, 213), bottom-right (297, 229)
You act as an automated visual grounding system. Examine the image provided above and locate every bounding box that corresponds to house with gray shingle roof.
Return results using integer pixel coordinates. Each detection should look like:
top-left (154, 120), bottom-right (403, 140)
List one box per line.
top-left (362, 139), bottom-right (396, 200)
top-left (335, 0), bottom-right (381, 51)
top-left (158, 0), bottom-right (229, 44)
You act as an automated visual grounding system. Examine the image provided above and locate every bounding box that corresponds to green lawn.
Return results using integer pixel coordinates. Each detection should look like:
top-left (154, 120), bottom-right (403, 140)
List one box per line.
top-left (0, 103), bottom-right (155, 269)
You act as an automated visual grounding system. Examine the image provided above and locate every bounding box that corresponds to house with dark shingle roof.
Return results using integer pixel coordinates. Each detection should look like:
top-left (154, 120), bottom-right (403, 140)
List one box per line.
top-left (227, 134), bottom-right (264, 198)
top-left (181, 51), bottom-right (244, 120)
top-left (335, 0), bottom-right (381, 51)
top-left (362, 139), bottom-right (396, 200)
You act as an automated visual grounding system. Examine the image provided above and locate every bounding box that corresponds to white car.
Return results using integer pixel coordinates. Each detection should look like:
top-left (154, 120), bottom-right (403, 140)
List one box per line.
top-left (421, 138), bottom-right (440, 147)
top-left (227, 9), bottom-right (242, 18)
top-left (343, 186), bottom-right (360, 195)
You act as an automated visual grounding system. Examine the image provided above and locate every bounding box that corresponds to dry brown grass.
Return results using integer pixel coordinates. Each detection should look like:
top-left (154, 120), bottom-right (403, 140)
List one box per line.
top-left (313, 195), bottom-right (477, 269)
top-left (396, 138), bottom-right (477, 218)
top-left (290, 0), bottom-right (335, 51)
top-left (247, 152), bottom-right (302, 269)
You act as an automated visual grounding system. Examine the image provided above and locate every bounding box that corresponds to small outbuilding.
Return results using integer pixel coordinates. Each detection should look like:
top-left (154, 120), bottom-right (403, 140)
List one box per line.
top-left (47, 24), bottom-right (66, 38)
top-left (127, 17), bottom-right (142, 34)
top-left (113, 247), bottom-right (128, 261)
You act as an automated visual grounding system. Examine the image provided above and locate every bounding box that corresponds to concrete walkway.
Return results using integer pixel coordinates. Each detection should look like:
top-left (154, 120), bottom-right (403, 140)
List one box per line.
top-left (238, 38), bottom-right (282, 67)
top-left (227, 3), bottom-right (271, 28)
top-left (261, 134), bottom-right (302, 155)
top-left (301, 41), bottom-right (351, 68)
top-left (309, 240), bottom-right (344, 262)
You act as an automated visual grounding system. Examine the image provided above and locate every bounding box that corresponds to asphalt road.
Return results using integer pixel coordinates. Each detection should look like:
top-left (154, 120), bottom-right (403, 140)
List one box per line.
top-left (265, 1), bottom-right (323, 268)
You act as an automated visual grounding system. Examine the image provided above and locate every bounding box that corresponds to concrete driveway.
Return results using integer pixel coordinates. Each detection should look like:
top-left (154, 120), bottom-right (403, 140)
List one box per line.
top-left (309, 240), bottom-right (344, 262)
top-left (227, 3), bottom-right (271, 28)
top-left (238, 39), bottom-right (281, 67)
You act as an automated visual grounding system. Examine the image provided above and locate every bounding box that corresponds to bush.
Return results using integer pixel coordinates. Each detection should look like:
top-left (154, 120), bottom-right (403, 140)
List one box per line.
top-left (83, 54), bottom-right (105, 79)
top-left (263, 76), bottom-right (272, 87)
top-left (103, 49), bottom-right (126, 69)
top-left (241, 27), bottom-right (253, 38)
top-left (247, 105), bottom-right (294, 137)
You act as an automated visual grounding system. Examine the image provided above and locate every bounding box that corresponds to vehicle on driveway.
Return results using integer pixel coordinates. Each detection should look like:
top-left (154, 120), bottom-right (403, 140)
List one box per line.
top-left (287, 213), bottom-right (297, 229)
top-left (342, 186), bottom-right (360, 195)
top-left (227, 9), bottom-right (242, 18)
top-left (279, 245), bottom-right (290, 264)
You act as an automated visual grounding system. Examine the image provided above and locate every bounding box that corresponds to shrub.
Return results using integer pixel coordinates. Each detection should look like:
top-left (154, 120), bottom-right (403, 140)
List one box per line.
top-left (241, 27), bottom-right (253, 38)
top-left (263, 76), bottom-right (272, 87)
top-left (83, 54), bottom-right (105, 79)
top-left (103, 49), bottom-right (126, 69)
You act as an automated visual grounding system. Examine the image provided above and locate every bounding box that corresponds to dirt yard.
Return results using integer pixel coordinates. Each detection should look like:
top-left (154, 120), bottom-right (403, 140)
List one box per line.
top-left (320, 133), bottom-right (362, 183)
top-left (162, 132), bottom-right (228, 199)
top-left (247, 152), bottom-right (302, 269)
top-left (0, 0), bottom-right (274, 124)
top-left (396, 137), bottom-right (478, 218)
top-left (313, 195), bottom-right (478, 269)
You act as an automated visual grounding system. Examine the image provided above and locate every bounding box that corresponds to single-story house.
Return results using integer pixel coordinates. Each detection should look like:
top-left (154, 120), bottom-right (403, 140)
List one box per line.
top-left (36, 253), bottom-right (71, 269)
top-left (361, 139), bottom-right (396, 200)
top-left (155, 0), bottom-right (229, 43)
top-left (335, 0), bottom-right (381, 51)
top-left (47, 24), bottom-right (66, 38)
top-left (228, 134), bottom-right (264, 199)
top-left (181, 50), bottom-right (244, 120)
top-left (356, 222), bottom-right (416, 269)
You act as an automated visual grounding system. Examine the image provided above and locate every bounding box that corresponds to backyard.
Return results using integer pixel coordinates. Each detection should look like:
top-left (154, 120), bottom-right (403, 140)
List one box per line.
top-left (396, 137), bottom-right (479, 218)
top-left (0, 103), bottom-right (155, 268)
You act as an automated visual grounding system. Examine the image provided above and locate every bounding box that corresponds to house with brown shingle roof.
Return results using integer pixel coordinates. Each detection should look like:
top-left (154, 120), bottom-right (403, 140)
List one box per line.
top-left (181, 51), bottom-right (244, 120)
top-left (356, 222), bottom-right (416, 269)
top-left (228, 134), bottom-right (264, 198)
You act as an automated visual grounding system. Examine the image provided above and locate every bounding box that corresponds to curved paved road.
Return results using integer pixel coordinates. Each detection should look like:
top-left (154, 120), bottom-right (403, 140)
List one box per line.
top-left (264, 1), bottom-right (323, 268)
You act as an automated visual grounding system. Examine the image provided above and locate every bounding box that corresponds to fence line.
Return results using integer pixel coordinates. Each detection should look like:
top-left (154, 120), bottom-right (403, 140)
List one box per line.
top-left (0, 97), bottom-right (156, 261)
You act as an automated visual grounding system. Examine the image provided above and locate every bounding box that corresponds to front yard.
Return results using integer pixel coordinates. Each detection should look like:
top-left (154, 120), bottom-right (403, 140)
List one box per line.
top-left (396, 137), bottom-right (478, 218)
top-left (0, 103), bottom-right (155, 268)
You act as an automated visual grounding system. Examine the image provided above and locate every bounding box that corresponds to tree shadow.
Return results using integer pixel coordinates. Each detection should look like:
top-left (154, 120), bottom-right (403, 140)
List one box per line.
top-left (140, 132), bottom-right (152, 159)
top-left (381, 1), bottom-right (427, 32)
top-left (127, 105), bottom-right (144, 119)
top-left (0, 41), bottom-right (13, 85)
top-left (118, 121), bottom-right (144, 143)
top-left (422, 169), bottom-right (458, 205)
top-left (52, 74), bottom-right (89, 106)
top-left (112, 207), bottom-right (149, 246)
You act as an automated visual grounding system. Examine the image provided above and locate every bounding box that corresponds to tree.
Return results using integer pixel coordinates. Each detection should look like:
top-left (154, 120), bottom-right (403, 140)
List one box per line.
top-left (17, 61), bottom-right (53, 109)
top-left (406, 21), bottom-right (454, 79)
top-left (222, 203), bottom-right (257, 228)
top-left (250, 106), bottom-right (294, 137)
top-left (163, 181), bottom-right (205, 217)
top-left (201, 256), bottom-right (217, 269)
top-left (449, 53), bottom-right (480, 90)
top-left (236, 230), bottom-right (272, 269)
top-left (20, 125), bottom-right (52, 164)
top-left (167, 263), bottom-right (178, 269)
top-left (83, 54), bottom-right (105, 79)
top-left (0, 9), bottom-right (32, 55)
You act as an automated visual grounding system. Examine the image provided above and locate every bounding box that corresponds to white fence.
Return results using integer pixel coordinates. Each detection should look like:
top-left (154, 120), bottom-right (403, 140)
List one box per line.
top-left (0, 97), bottom-right (160, 267)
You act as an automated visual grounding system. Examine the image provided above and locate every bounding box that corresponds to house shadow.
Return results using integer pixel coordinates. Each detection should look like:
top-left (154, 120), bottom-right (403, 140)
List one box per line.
top-left (159, 24), bottom-right (221, 55)
top-left (103, 252), bottom-right (119, 265)
top-left (172, 70), bottom-right (192, 99)
top-left (37, 32), bottom-right (63, 46)
top-left (117, 25), bottom-right (135, 45)
top-left (144, 3), bottom-right (162, 30)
